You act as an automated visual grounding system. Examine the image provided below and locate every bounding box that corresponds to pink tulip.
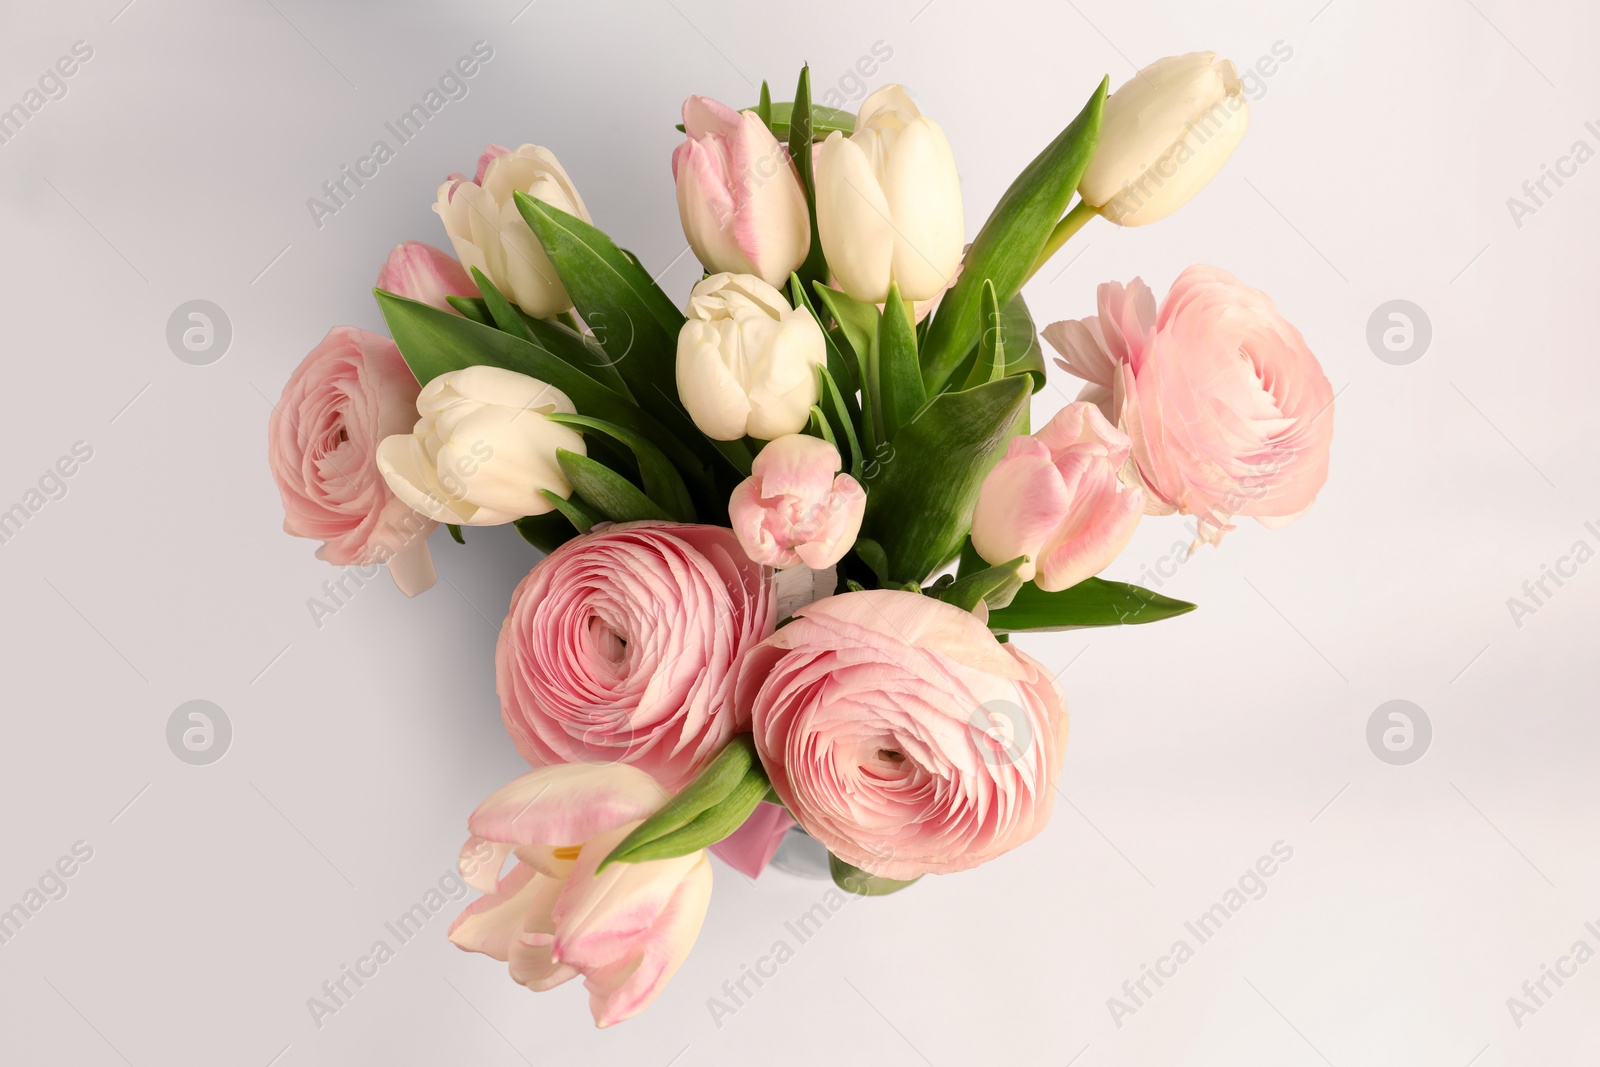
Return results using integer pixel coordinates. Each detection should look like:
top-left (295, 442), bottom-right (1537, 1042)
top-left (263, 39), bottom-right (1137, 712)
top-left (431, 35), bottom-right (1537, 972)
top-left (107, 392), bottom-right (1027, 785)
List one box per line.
top-left (672, 96), bottom-right (811, 288)
top-left (266, 327), bottom-right (437, 595)
top-left (375, 240), bottom-right (478, 312)
top-left (1045, 266), bottom-right (1335, 543)
top-left (448, 764), bottom-right (713, 1028)
top-left (728, 434), bottom-right (865, 569)
top-left (739, 590), bottom-right (1067, 881)
top-left (970, 402), bottom-right (1145, 591)
top-left (497, 522), bottom-right (776, 793)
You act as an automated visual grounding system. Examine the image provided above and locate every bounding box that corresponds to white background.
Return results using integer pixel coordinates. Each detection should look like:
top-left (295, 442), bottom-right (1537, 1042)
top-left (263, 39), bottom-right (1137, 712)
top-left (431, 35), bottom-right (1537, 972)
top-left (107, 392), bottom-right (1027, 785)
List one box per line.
top-left (2, 0), bottom-right (1597, 1064)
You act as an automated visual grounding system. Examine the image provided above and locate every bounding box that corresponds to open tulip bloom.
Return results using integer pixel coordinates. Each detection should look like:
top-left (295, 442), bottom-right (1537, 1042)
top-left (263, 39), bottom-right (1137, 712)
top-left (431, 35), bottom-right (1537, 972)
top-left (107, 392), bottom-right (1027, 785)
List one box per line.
top-left (267, 57), bottom-right (1333, 1026)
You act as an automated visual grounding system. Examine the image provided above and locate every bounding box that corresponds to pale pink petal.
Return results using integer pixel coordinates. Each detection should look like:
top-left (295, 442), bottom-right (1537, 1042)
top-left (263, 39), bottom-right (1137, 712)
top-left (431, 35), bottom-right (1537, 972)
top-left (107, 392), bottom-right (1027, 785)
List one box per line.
top-left (467, 765), bottom-right (668, 849)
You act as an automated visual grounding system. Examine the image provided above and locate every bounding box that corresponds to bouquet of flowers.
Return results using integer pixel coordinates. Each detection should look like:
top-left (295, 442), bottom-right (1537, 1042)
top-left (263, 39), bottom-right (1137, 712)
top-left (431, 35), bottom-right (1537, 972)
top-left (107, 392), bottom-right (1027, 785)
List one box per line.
top-left (268, 52), bottom-right (1333, 1027)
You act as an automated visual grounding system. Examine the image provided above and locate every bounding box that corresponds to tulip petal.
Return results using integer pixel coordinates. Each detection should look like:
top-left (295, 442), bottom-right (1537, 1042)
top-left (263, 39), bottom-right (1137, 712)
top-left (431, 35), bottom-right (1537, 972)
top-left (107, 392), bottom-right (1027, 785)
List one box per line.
top-left (447, 861), bottom-right (546, 961)
top-left (815, 133), bottom-right (895, 304)
top-left (467, 765), bottom-right (669, 848)
top-left (584, 855), bottom-right (713, 1028)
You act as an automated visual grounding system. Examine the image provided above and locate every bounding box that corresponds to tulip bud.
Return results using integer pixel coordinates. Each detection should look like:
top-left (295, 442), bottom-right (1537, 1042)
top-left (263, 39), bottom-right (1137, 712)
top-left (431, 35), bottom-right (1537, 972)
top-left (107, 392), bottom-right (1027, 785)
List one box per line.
top-left (1078, 52), bottom-right (1249, 227)
top-left (970, 402), bottom-right (1145, 591)
top-left (375, 240), bottom-right (479, 313)
top-left (815, 85), bottom-right (963, 303)
top-left (375, 366), bottom-right (586, 526)
top-left (672, 96), bottom-right (812, 289)
top-left (728, 434), bottom-right (866, 569)
top-left (675, 273), bottom-right (827, 441)
top-left (434, 143), bottom-right (590, 319)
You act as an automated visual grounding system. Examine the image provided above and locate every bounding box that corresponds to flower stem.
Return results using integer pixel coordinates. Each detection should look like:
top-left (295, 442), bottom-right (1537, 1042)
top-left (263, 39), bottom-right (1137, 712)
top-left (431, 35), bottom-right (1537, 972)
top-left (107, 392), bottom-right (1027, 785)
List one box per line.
top-left (1025, 199), bottom-right (1099, 283)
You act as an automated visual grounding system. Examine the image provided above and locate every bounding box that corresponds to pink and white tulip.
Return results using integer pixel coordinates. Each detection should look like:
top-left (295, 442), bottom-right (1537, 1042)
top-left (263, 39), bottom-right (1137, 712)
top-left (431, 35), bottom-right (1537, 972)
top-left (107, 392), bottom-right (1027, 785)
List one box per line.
top-left (449, 764), bottom-right (713, 1028)
top-left (739, 590), bottom-right (1067, 881)
top-left (729, 434), bottom-right (865, 569)
top-left (1045, 265), bottom-right (1335, 543)
top-left (672, 96), bottom-right (812, 289)
top-left (497, 522), bottom-right (776, 792)
top-left (267, 327), bottom-right (437, 596)
top-left (375, 240), bottom-right (478, 313)
top-left (970, 402), bottom-right (1145, 591)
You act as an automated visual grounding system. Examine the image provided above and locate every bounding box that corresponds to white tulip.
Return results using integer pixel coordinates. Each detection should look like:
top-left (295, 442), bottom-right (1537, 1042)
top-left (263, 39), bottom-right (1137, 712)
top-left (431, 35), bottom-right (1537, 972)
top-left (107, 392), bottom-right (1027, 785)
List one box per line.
top-left (1078, 52), bottom-right (1249, 226)
top-left (814, 85), bottom-right (964, 303)
top-left (675, 273), bottom-right (827, 441)
top-left (434, 143), bottom-right (590, 319)
top-left (375, 366), bottom-right (585, 526)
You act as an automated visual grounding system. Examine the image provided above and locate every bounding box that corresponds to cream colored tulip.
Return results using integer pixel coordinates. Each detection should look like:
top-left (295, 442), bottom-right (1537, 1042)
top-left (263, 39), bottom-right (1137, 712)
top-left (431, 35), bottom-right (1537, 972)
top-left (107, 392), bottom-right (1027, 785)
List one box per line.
top-left (1078, 52), bottom-right (1249, 226)
top-left (375, 365), bottom-right (584, 526)
top-left (675, 273), bottom-right (827, 441)
top-left (815, 85), bottom-right (964, 303)
top-left (434, 143), bottom-right (590, 318)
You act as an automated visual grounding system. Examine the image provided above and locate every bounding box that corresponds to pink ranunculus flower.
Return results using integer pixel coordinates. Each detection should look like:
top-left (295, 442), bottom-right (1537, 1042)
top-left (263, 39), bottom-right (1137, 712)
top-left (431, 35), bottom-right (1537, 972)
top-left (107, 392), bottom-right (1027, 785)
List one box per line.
top-left (448, 763), bottom-right (713, 1029)
top-left (970, 402), bottom-right (1146, 591)
top-left (672, 95), bottom-right (812, 288)
top-left (738, 589), bottom-right (1068, 881)
top-left (497, 522), bottom-right (776, 793)
top-left (1044, 265), bottom-right (1335, 543)
top-left (267, 326), bottom-right (437, 595)
top-left (728, 434), bottom-right (865, 569)
top-left (375, 240), bottom-right (479, 312)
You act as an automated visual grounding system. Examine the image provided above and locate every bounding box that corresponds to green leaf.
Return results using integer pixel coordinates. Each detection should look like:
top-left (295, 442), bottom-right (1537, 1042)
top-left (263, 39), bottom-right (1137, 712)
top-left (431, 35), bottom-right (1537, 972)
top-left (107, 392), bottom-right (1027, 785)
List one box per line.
top-left (816, 364), bottom-right (864, 481)
top-left (876, 284), bottom-right (925, 440)
top-left (756, 80), bottom-right (772, 129)
top-left (858, 375), bottom-right (1031, 583)
top-left (807, 406), bottom-right (837, 449)
top-left (547, 413), bottom-right (696, 522)
top-left (598, 737), bottom-right (760, 869)
top-left (965, 279), bottom-right (1006, 388)
top-left (812, 283), bottom-right (878, 379)
top-left (814, 283), bottom-right (881, 449)
top-left (853, 537), bottom-right (891, 586)
top-left (538, 488), bottom-right (602, 534)
top-left (512, 195), bottom-right (751, 476)
top-left (555, 450), bottom-right (670, 523)
top-left (791, 273), bottom-right (859, 398)
top-left (789, 65), bottom-right (831, 291)
top-left (986, 577), bottom-right (1198, 632)
top-left (920, 78), bottom-right (1107, 392)
top-left (470, 266), bottom-right (634, 399)
top-left (678, 100), bottom-right (854, 141)
top-left (829, 853), bottom-right (921, 897)
top-left (513, 512), bottom-right (578, 552)
top-left (957, 289), bottom-right (1045, 393)
top-left (446, 523), bottom-right (465, 545)
top-left (605, 768), bottom-right (768, 865)
top-left (936, 555), bottom-right (1028, 613)
top-left (374, 289), bottom-right (709, 487)
top-left (446, 295), bottom-right (492, 325)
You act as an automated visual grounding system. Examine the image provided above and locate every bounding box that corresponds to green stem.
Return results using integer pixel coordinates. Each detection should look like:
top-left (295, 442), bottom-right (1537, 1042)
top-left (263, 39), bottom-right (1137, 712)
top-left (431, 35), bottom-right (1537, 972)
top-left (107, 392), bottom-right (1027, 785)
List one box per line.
top-left (1025, 199), bottom-right (1099, 283)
